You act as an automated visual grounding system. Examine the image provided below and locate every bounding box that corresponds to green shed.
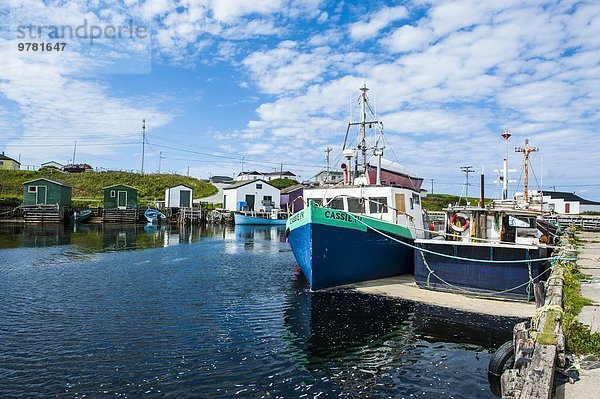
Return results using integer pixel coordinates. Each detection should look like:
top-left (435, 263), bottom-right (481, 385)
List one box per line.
top-left (103, 184), bottom-right (138, 209)
top-left (22, 178), bottom-right (72, 206)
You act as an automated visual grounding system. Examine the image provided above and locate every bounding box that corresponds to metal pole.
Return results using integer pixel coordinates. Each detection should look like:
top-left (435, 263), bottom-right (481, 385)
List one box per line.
top-left (460, 166), bottom-right (475, 204)
top-left (141, 119), bottom-right (146, 175)
top-left (72, 140), bottom-right (77, 165)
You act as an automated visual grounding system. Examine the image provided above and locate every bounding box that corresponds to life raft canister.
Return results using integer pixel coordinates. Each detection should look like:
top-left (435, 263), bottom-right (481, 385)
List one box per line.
top-left (449, 212), bottom-right (470, 232)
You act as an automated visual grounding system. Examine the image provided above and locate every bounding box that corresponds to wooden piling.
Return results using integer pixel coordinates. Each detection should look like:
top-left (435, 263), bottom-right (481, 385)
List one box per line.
top-left (500, 249), bottom-right (571, 399)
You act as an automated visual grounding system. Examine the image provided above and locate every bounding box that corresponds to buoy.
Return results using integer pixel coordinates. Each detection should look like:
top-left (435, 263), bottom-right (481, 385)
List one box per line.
top-left (449, 212), bottom-right (470, 232)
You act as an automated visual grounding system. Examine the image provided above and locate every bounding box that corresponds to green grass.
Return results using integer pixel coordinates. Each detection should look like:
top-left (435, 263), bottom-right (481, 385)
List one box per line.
top-left (0, 169), bottom-right (217, 207)
top-left (422, 193), bottom-right (493, 212)
top-left (561, 241), bottom-right (600, 355)
top-left (268, 178), bottom-right (299, 189)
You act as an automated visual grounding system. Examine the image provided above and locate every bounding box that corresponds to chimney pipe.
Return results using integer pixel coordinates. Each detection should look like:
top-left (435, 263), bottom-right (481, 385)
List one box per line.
top-left (480, 174), bottom-right (485, 208)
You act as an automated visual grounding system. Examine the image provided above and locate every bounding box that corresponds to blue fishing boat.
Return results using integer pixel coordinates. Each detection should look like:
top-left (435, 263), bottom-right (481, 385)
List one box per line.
top-left (414, 137), bottom-right (553, 300)
top-left (286, 84), bottom-right (425, 290)
top-left (144, 208), bottom-right (166, 223)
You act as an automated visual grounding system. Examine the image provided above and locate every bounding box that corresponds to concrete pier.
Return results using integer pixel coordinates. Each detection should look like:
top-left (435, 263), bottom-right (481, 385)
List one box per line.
top-left (352, 275), bottom-right (535, 318)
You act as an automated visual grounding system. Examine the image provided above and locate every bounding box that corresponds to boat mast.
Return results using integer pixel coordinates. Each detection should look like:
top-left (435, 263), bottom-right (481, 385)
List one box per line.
top-left (501, 130), bottom-right (511, 200)
top-left (359, 84), bottom-right (368, 177)
top-left (515, 138), bottom-right (539, 203)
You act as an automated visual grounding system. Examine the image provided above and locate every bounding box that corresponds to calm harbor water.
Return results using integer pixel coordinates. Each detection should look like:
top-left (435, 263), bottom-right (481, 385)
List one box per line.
top-left (0, 223), bottom-right (517, 398)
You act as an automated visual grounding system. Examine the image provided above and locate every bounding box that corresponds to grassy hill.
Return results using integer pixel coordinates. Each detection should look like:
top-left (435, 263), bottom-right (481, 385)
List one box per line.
top-left (0, 170), bottom-right (217, 207)
top-left (422, 193), bottom-right (493, 211)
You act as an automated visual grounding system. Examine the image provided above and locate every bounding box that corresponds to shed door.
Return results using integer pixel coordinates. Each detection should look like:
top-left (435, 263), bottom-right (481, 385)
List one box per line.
top-left (245, 194), bottom-right (255, 210)
top-left (117, 191), bottom-right (127, 208)
top-left (180, 190), bottom-right (190, 208)
top-left (36, 186), bottom-right (47, 205)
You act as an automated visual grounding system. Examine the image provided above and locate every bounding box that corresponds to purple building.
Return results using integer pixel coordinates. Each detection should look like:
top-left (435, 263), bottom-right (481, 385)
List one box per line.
top-left (280, 184), bottom-right (305, 213)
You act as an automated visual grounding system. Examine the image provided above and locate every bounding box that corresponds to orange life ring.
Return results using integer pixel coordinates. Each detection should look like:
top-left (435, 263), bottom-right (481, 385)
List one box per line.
top-left (450, 212), bottom-right (470, 232)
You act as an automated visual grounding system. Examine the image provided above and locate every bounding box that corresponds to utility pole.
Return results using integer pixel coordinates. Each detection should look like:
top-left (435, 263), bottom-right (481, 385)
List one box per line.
top-left (72, 140), bottom-right (77, 165)
top-left (141, 119), bottom-right (146, 175)
top-left (515, 138), bottom-right (539, 203)
top-left (460, 166), bottom-right (475, 204)
top-left (241, 157), bottom-right (245, 174)
top-left (429, 178), bottom-right (434, 195)
top-left (158, 151), bottom-right (166, 174)
top-left (280, 163), bottom-right (283, 179)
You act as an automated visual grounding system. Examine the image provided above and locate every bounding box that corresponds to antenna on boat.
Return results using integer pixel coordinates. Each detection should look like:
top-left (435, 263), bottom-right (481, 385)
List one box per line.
top-left (324, 147), bottom-right (332, 183)
top-left (515, 138), bottom-right (539, 203)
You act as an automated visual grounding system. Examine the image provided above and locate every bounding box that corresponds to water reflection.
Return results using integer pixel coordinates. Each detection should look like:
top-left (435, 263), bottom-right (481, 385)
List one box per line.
top-left (0, 223), bottom-right (214, 252)
top-left (224, 225), bottom-right (287, 253)
top-left (0, 222), bottom-right (518, 398)
top-left (284, 274), bottom-right (518, 398)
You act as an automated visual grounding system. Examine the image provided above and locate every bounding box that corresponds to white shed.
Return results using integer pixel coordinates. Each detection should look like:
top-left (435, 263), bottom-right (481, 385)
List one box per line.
top-left (543, 191), bottom-right (600, 214)
top-left (165, 184), bottom-right (193, 208)
top-left (222, 179), bottom-right (280, 212)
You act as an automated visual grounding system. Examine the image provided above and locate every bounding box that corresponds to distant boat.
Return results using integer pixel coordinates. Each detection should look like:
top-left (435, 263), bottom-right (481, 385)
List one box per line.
top-left (234, 210), bottom-right (287, 225)
top-left (286, 84), bottom-right (425, 291)
top-left (71, 209), bottom-right (92, 223)
top-left (144, 208), bottom-right (166, 223)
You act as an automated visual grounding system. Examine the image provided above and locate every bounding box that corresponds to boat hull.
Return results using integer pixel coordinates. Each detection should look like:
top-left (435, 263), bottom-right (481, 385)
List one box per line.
top-left (414, 240), bottom-right (551, 300)
top-left (286, 203), bottom-right (415, 290)
top-left (234, 213), bottom-right (287, 225)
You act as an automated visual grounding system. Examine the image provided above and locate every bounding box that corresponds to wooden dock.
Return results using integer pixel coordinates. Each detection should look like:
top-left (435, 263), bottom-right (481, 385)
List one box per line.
top-left (177, 207), bottom-right (204, 224)
top-left (102, 208), bottom-right (139, 223)
top-left (544, 216), bottom-right (600, 232)
top-left (500, 248), bottom-right (574, 399)
top-left (22, 205), bottom-right (65, 223)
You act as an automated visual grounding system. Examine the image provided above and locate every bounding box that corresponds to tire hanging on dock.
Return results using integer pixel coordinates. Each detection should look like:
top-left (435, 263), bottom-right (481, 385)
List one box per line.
top-left (487, 340), bottom-right (515, 397)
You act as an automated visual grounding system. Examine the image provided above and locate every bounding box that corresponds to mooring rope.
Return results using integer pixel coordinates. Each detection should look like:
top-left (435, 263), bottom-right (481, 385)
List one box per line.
top-left (346, 211), bottom-right (572, 264)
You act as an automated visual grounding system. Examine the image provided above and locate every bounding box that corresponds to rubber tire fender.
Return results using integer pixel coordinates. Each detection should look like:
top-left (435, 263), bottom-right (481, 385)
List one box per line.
top-left (488, 340), bottom-right (514, 377)
top-left (487, 340), bottom-right (515, 397)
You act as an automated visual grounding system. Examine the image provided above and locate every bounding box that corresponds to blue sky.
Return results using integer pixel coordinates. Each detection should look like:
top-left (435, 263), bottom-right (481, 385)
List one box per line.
top-left (1, 0), bottom-right (600, 200)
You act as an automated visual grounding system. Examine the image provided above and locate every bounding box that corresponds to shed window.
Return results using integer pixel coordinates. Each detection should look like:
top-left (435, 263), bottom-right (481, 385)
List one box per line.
top-left (28, 186), bottom-right (37, 193)
top-left (263, 195), bottom-right (272, 202)
top-left (0, 161), bottom-right (4, 165)
top-left (256, 184), bottom-right (263, 189)
top-left (110, 190), bottom-right (116, 197)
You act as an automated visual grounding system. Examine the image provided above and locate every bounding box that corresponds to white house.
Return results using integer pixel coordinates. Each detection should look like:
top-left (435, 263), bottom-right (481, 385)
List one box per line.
top-left (235, 170), bottom-right (297, 182)
top-left (222, 179), bottom-right (280, 212)
top-left (235, 171), bottom-right (263, 181)
top-left (165, 184), bottom-right (193, 208)
top-left (543, 191), bottom-right (600, 214)
top-left (40, 161), bottom-right (64, 170)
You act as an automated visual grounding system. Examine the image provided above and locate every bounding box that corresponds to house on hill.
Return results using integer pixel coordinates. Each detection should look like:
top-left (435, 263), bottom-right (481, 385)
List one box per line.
top-left (543, 191), bottom-right (600, 214)
top-left (0, 152), bottom-right (20, 170)
top-left (263, 171), bottom-right (297, 181)
top-left (40, 161), bottom-right (64, 170)
top-left (235, 170), bottom-right (298, 182)
top-left (314, 170), bottom-right (343, 185)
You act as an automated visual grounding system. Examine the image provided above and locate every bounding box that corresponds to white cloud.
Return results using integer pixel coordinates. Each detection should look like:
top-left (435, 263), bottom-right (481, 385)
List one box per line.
top-left (348, 5), bottom-right (409, 41)
top-left (380, 25), bottom-right (433, 53)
